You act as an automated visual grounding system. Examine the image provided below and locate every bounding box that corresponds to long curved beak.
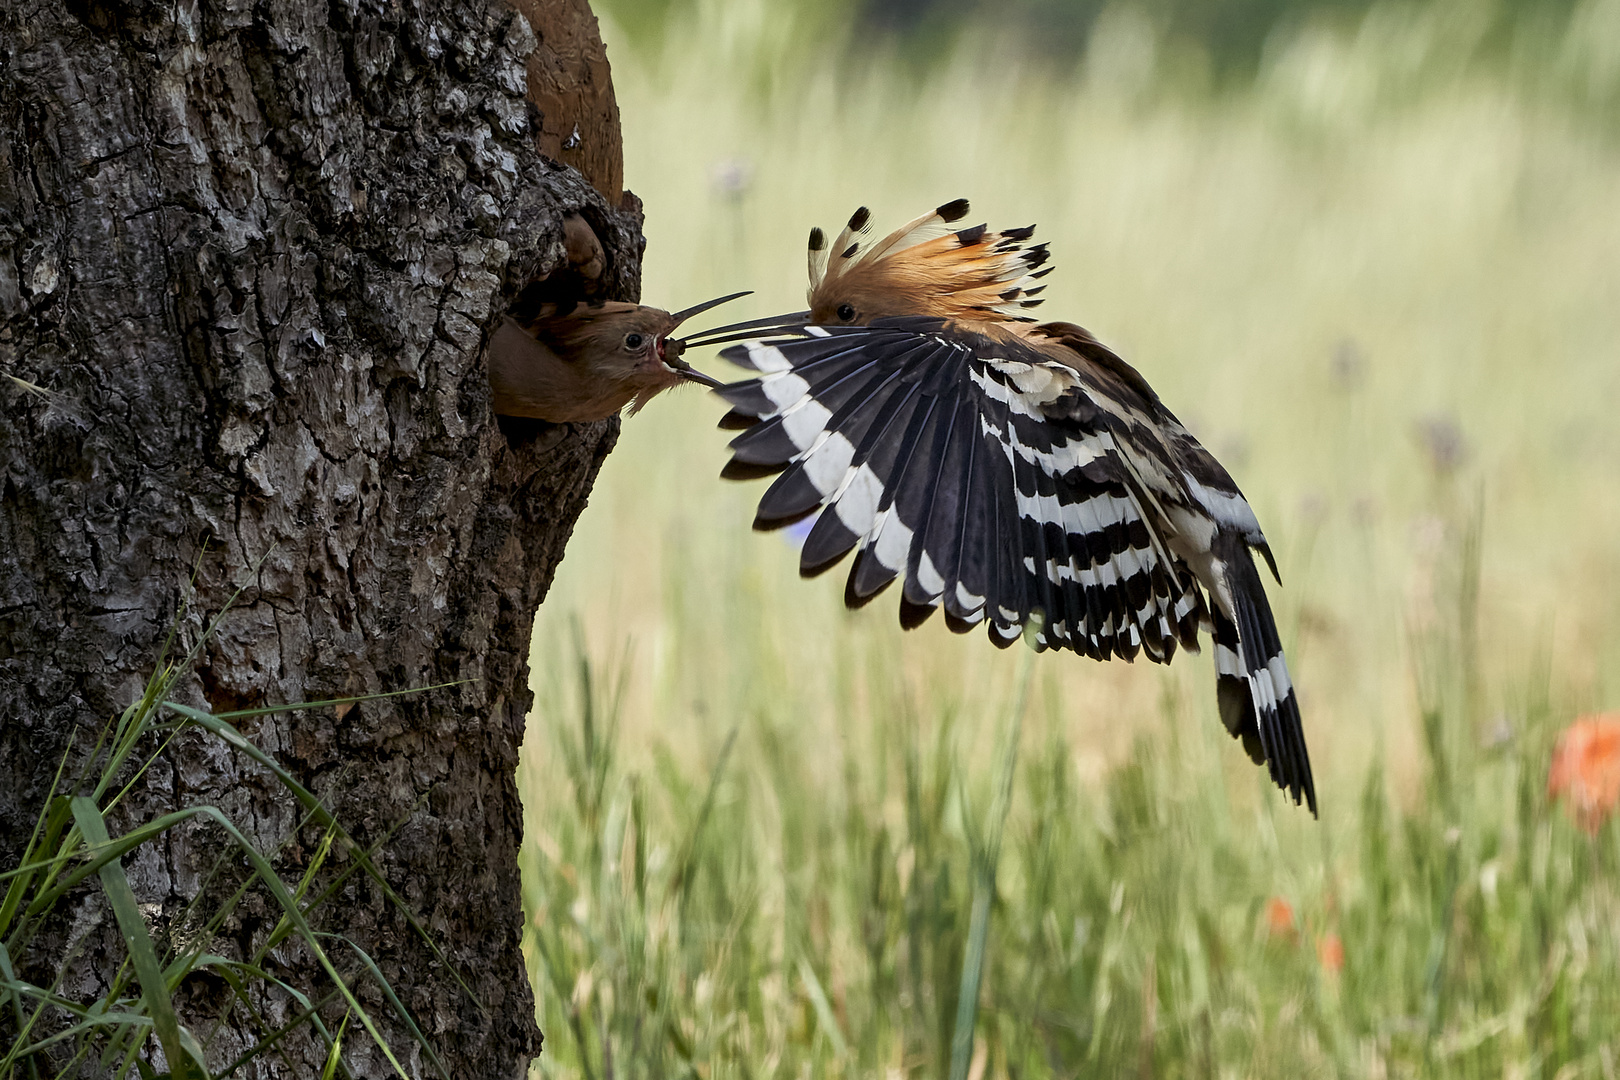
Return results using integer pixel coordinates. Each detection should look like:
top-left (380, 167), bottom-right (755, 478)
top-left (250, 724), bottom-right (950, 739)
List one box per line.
top-left (675, 309), bottom-right (813, 349)
top-left (667, 290), bottom-right (753, 330)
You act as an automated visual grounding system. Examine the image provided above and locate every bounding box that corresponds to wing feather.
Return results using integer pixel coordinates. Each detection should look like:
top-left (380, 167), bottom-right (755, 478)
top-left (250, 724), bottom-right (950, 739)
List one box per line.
top-left (716, 318), bottom-right (1193, 667)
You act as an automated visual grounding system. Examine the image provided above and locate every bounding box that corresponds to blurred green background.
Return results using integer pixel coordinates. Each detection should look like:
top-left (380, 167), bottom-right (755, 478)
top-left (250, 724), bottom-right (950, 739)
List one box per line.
top-left (521, 0), bottom-right (1620, 1076)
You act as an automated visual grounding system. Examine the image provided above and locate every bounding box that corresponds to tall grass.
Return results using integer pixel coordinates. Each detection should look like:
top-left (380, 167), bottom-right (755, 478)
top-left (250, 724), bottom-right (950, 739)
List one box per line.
top-left (1, 599), bottom-right (451, 1079)
top-left (521, 2), bottom-right (1620, 1075)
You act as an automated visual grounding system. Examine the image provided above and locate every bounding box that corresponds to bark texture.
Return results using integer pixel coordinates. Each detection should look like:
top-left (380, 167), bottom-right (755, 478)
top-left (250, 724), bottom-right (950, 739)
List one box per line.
top-left (0, 0), bottom-right (635, 1074)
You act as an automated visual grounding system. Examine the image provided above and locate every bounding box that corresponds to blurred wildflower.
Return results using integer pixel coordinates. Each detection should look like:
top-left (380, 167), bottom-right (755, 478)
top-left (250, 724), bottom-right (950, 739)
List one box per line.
top-left (710, 157), bottom-right (753, 202)
top-left (782, 510), bottom-right (818, 547)
top-left (1483, 713), bottom-right (1515, 750)
top-left (1330, 337), bottom-right (1366, 391)
top-left (1317, 932), bottom-right (1345, 974)
top-left (1415, 413), bottom-right (1470, 476)
top-left (1264, 896), bottom-right (1297, 942)
top-left (1547, 713), bottom-right (1620, 835)
top-left (1218, 433), bottom-right (1251, 470)
top-left (1298, 490), bottom-right (1329, 526)
top-left (1479, 859), bottom-right (1501, 905)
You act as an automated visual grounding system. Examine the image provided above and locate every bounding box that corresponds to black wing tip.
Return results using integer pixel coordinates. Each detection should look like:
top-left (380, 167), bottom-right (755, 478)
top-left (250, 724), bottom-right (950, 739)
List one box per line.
top-left (800, 537), bottom-right (856, 579)
top-left (1256, 540), bottom-right (1282, 585)
top-left (899, 597), bottom-right (938, 630)
top-left (843, 565), bottom-right (895, 609)
top-left (936, 198), bottom-right (971, 222)
top-left (986, 623), bottom-right (1021, 649)
top-left (721, 458), bottom-right (789, 482)
top-left (1214, 599), bottom-right (1316, 816)
top-left (1223, 685), bottom-right (1317, 816)
top-left (955, 224), bottom-right (988, 247)
top-left (754, 506), bottom-right (820, 532)
top-left (1278, 692), bottom-right (1318, 816)
top-left (718, 409), bottom-right (760, 431)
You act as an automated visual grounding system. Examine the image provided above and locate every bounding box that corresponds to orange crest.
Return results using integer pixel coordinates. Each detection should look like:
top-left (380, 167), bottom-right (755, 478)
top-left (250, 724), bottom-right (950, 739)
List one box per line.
top-left (806, 200), bottom-right (1053, 326)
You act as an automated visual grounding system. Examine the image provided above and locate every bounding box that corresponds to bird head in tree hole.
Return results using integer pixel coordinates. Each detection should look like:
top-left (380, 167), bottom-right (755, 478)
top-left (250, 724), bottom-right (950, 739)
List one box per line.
top-left (488, 213), bottom-right (746, 423)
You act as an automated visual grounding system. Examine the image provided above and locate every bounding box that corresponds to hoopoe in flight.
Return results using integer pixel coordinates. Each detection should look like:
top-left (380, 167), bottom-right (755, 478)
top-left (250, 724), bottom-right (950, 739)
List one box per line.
top-left (682, 200), bottom-right (1315, 813)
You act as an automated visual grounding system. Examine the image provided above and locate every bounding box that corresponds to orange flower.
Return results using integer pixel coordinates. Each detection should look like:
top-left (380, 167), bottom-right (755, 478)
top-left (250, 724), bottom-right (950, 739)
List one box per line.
top-left (1547, 713), bottom-right (1620, 835)
top-left (1316, 932), bottom-right (1345, 974)
top-left (1264, 896), bottom-right (1297, 941)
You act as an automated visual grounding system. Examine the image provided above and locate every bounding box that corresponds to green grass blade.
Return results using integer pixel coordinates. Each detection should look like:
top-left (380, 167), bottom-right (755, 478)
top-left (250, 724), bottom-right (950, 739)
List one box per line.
top-left (0, 731), bottom-right (78, 943)
top-left (213, 988), bottom-right (344, 1079)
top-left (948, 620), bottom-right (1039, 1080)
top-left (0, 940), bottom-right (45, 1080)
top-left (39, 801), bottom-right (415, 1080)
top-left (319, 934), bottom-right (452, 1080)
top-left (163, 703), bottom-right (486, 1014)
top-left (673, 726), bottom-right (738, 920)
top-left (320, 1011), bottom-right (352, 1080)
top-left (69, 796), bottom-right (208, 1080)
top-left (796, 956), bottom-right (849, 1060)
top-left (201, 682), bottom-right (466, 723)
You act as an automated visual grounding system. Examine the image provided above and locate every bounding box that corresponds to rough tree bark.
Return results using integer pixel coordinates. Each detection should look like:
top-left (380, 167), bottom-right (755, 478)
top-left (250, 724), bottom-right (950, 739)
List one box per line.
top-left (0, 0), bottom-right (635, 1074)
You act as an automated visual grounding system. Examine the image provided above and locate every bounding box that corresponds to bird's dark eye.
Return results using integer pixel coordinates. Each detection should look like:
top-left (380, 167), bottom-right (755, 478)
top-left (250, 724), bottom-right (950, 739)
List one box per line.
top-left (836, 303), bottom-right (856, 322)
top-left (623, 332), bottom-right (645, 349)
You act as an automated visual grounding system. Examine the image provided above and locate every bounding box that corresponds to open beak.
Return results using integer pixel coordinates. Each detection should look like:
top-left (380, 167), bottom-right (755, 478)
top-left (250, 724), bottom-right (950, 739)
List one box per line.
top-left (658, 290), bottom-right (752, 388)
top-left (661, 339), bottom-right (724, 388)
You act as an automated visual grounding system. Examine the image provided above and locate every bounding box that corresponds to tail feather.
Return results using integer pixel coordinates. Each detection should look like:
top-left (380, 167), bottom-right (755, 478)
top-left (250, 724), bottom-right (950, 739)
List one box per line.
top-left (1212, 535), bottom-right (1316, 815)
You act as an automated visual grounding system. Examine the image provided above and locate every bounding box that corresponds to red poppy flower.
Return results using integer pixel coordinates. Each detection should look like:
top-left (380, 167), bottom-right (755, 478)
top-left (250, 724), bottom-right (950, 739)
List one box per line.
top-left (1317, 932), bottom-right (1345, 974)
top-left (1547, 713), bottom-right (1620, 835)
top-left (1264, 896), bottom-right (1297, 942)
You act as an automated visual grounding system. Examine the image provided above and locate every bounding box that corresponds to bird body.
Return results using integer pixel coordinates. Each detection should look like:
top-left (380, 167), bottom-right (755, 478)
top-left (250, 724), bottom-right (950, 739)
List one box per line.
top-left (488, 293), bottom-right (744, 423)
top-left (689, 201), bottom-right (1316, 813)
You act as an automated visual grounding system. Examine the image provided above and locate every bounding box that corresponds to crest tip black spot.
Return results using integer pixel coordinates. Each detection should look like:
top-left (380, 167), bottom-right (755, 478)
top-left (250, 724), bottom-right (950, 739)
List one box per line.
top-left (847, 206), bottom-right (872, 232)
top-left (937, 198), bottom-right (971, 222)
top-left (808, 227), bottom-right (825, 251)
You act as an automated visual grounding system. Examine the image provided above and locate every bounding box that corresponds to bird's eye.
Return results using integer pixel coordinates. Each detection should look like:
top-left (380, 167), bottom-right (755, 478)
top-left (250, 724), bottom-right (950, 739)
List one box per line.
top-left (836, 303), bottom-right (856, 322)
top-left (623, 332), bottom-right (645, 349)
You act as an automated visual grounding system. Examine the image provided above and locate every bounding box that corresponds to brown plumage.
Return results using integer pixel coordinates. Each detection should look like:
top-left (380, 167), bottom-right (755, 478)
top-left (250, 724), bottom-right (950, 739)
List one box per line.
top-left (488, 293), bottom-right (745, 423)
top-left (693, 200), bottom-right (1316, 814)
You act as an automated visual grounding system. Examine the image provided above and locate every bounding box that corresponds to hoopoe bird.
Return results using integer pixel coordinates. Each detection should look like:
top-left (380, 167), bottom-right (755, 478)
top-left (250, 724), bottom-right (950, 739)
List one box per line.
top-left (488, 291), bottom-right (745, 423)
top-left (683, 200), bottom-right (1316, 813)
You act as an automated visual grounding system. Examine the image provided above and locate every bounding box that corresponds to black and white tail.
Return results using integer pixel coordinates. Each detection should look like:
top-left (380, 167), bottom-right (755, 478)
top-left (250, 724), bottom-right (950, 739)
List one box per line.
top-left (1210, 533), bottom-right (1315, 814)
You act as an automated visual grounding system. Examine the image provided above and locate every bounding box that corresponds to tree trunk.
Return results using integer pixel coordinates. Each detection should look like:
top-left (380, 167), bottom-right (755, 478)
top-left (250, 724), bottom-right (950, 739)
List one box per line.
top-left (0, 0), bottom-right (634, 1073)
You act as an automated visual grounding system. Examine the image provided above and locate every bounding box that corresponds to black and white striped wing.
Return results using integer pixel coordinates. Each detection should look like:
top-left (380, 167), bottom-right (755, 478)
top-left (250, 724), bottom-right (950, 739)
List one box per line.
top-left (714, 318), bottom-right (1207, 664)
